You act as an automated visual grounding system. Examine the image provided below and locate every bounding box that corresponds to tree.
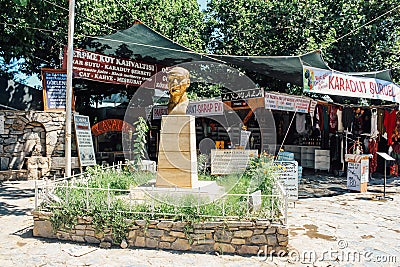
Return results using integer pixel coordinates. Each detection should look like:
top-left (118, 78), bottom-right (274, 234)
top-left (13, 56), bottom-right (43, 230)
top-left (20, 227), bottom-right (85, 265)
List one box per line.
top-left (1, 0), bottom-right (205, 78)
top-left (203, 0), bottom-right (400, 90)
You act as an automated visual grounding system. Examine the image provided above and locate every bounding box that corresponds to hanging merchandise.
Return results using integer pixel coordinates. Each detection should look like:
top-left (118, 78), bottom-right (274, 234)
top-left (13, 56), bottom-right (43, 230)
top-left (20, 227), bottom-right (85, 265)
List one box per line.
top-left (384, 110), bottom-right (397, 145)
top-left (329, 105), bottom-right (338, 133)
top-left (377, 108), bottom-right (385, 136)
top-left (295, 113), bottom-right (307, 135)
top-left (353, 108), bottom-right (363, 136)
top-left (337, 107), bottom-right (343, 132)
top-left (342, 106), bottom-right (354, 132)
top-left (370, 108), bottom-right (378, 136)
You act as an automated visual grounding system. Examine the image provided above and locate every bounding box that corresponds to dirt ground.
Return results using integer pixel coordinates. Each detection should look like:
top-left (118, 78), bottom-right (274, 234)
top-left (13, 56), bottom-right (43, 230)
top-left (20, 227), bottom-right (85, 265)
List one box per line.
top-left (0, 172), bottom-right (399, 266)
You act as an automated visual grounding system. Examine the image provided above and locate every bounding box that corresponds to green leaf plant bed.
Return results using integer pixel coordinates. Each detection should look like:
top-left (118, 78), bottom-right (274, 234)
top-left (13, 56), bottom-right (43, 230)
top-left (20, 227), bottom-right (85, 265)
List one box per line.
top-left (33, 155), bottom-right (288, 255)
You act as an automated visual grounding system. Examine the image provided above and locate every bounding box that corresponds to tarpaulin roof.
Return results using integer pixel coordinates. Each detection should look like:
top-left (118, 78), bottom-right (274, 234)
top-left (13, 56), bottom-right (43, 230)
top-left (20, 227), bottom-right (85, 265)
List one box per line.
top-left (83, 21), bottom-right (395, 87)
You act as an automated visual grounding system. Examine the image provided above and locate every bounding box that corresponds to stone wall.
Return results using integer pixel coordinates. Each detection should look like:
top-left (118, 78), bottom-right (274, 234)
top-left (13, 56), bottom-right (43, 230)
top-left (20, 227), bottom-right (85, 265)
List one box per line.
top-left (0, 110), bottom-right (66, 178)
top-left (32, 211), bottom-right (288, 255)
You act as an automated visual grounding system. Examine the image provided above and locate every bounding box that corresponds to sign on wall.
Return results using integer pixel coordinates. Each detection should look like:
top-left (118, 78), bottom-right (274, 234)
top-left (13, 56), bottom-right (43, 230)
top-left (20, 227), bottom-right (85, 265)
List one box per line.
top-left (42, 68), bottom-right (67, 111)
top-left (221, 88), bottom-right (264, 102)
top-left (265, 92), bottom-right (310, 113)
top-left (74, 114), bottom-right (96, 166)
top-left (0, 115), bottom-right (4, 134)
top-left (303, 66), bottom-right (400, 103)
top-left (152, 99), bottom-right (224, 119)
top-left (274, 161), bottom-right (298, 201)
top-left (65, 48), bottom-right (168, 89)
top-left (211, 149), bottom-right (258, 175)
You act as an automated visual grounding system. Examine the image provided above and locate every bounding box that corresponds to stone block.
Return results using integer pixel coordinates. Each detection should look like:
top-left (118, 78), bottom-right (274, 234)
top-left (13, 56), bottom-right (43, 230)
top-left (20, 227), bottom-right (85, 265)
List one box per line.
top-left (146, 229), bottom-right (164, 238)
top-left (135, 220), bottom-right (147, 227)
top-left (169, 231), bottom-right (186, 238)
top-left (33, 220), bottom-right (56, 238)
top-left (250, 234), bottom-right (267, 244)
top-left (192, 239), bottom-right (215, 245)
top-left (85, 236), bottom-right (100, 244)
top-left (159, 241), bottom-right (171, 249)
top-left (191, 244), bottom-right (214, 253)
top-left (171, 238), bottom-right (190, 251)
top-left (172, 222), bottom-right (187, 231)
top-left (277, 227), bottom-right (288, 235)
top-left (194, 229), bottom-right (214, 234)
top-left (71, 235), bottom-right (85, 242)
top-left (265, 227), bottom-right (277, 234)
top-left (233, 230), bottom-right (253, 238)
top-left (135, 236), bottom-right (145, 247)
top-left (266, 234), bottom-right (278, 246)
top-left (214, 243), bottom-right (235, 254)
top-left (160, 235), bottom-right (176, 242)
top-left (214, 230), bottom-right (232, 242)
top-left (238, 245), bottom-right (260, 255)
top-left (99, 242), bottom-right (112, 249)
top-left (277, 234), bottom-right (288, 242)
top-left (127, 230), bottom-right (136, 239)
top-left (120, 239), bottom-right (128, 249)
top-left (146, 238), bottom-right (159, 248)
top-left (231, 238), bottom-right (246, 245)
top-left (157, 221), bottom-right (173, 230)
top-left (226, 221), bottom-right (253, 228)
top-left (75, 223), bottom-right (86, 229)
top-left (254, 229), bottom-right (264, 235)
top-left (85, 230), bottom-right (95, 236)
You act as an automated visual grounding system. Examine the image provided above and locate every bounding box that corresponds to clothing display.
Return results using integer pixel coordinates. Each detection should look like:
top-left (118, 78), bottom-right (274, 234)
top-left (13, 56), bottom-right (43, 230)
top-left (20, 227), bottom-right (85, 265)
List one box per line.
top-left (295, 113), bottom-right (307, 135)
top-left (370, 108), bottom-right (378, 136)
top-left (337, 108), bottom-right (343, 132)
top-left (342, 107), bottom-right (354, 132)
top-left (384, 110), bottom-right (397, 145)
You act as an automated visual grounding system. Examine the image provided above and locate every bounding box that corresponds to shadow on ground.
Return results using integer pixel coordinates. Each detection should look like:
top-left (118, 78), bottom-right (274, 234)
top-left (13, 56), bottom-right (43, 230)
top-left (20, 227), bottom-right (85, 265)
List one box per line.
top-left (0, 183), bottom-right (34, 216)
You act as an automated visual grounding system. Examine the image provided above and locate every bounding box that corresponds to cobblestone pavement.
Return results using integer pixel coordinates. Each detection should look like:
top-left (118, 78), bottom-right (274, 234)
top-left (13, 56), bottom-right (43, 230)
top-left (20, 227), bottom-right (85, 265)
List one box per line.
top-left (1, 173), bottom-right (399, 267)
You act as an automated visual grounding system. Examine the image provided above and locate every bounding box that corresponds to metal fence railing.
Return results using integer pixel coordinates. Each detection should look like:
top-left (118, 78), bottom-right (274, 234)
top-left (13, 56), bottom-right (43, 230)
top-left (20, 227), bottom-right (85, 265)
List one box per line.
top-left (35, 163), bottom-right (288, 225)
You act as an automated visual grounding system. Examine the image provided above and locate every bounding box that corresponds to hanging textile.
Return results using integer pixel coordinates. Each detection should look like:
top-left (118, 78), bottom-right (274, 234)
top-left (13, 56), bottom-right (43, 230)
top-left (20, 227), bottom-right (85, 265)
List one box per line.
top-left (369, 138), bottom-right (378, 173)
top-left (377, 108), bottom-right (385, 135)
top-left (342, 106), bottom-right (354, 132)
top-left (329, 105), bottom-right (338, 133)
top-left (384, 110), bottom-right (397, 145)
top-left (370, 108), bottom-right (378, 136)
top-left (337, 107), bottom-right (343, 132)
top-left (295, 113), bottom-right (307, 134)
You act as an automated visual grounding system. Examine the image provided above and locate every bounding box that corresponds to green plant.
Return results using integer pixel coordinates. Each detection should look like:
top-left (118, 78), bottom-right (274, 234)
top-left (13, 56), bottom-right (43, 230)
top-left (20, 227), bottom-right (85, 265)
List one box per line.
top-left (132, 117), bottom-right (149, 169)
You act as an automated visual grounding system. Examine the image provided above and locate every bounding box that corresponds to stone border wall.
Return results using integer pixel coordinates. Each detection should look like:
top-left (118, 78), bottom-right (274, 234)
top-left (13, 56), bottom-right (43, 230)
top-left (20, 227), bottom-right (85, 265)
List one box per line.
top-left (32, 211), bottom-right (288, 255)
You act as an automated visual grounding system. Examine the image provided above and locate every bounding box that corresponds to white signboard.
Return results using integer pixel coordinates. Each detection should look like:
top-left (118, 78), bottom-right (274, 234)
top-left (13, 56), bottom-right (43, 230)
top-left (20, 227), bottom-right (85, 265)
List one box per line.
top-left (240, 130), bottom-right (251, 147)
top-left (152, 99), bottom-right (224, 119)
top-left (274, 161), bottom-right (298, 201)
top-left (303, 66), bottom-right (400, 103)
top-left (265, 92), bottom-right (310, 113)
top-left (74, 114), bottom-right (96, 166)
top-left (0, 115), bottom-right (4, 134)
top-left (211, 149), bottom-right (258, 175)
top-left (186, 99), bottom-right (224, 117)
top-left (347, 162), bottom-right (362, 191)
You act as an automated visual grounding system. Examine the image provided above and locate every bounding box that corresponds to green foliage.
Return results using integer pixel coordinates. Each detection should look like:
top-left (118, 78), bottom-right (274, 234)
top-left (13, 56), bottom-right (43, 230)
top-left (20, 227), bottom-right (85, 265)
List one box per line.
top-left (132, 117), bottom-right (149, 168)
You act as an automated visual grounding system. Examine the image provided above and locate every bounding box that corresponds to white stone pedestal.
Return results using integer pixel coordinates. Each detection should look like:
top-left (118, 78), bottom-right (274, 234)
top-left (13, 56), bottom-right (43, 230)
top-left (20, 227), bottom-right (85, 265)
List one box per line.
top-left (156, 115), bottom-right (198, 188)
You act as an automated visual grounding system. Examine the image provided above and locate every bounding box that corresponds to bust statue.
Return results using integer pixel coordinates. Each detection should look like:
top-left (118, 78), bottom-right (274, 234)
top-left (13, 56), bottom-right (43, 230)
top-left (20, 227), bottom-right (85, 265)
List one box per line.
top-left (167, 67), bottom-right (190, 114)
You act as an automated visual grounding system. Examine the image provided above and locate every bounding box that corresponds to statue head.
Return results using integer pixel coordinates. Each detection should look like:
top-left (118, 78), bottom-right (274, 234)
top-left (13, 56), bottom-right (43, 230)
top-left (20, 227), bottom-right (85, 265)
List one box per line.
top-left (167, 67), bottom-right (190, 98)
top-left (167, 67), bottom-right (190, 114)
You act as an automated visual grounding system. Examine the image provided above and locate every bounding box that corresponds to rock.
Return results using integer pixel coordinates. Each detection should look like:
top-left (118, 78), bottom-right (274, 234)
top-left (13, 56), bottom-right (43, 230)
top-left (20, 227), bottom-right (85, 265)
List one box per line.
top-left (159, 242), bottom-right (171, 249)
top-left (233, 230), bottom-right (253, 238)
top-left (135, 236), bottom-right (145, 247)
top-left (266, 234), bottom-right (278, 246)
top-left (172, 222), bottom-right (187, 231)
top-left (214, 230), bottom-right (233, 242)
top-left (192, 239), bottom-right (215, 245)
top-left (135, 220), bottom-right (147, 227)
top-left (265, 227), bottom-right (277, 234)
top-left (277, 234), bottom-right (288, 242)
top-left (277, 227), bottom-right (288, 235)
top-left (171, 238), bottom-right (190, 251)
top-left (254, 229), bottom-right (264, 234)
top-left (226, 221), bottom-right (253, 228)
top-left (120, 239), bottom-right (128, 249)
top-left (145, 238), bottom-right (158, 248)
top-left (231, 238), bottom-right (246, 245)
top-left (33, 220), bottom-right (56, 238)
top-left (238, 245), bottom-right (260, 255)
top-left (157, 221), bottom-right (173, 230)
top-left (214, 243), bottom-right (235, 254)
top-left (99, 242), bottom-right (112, 249)
top-left (127, 230), bottom-right (136, 239)
top-left (250, 234), bottom-right (267, 244)
top-left (84, 236), bottom-right (100, 244)
top-left (191, 244), bottom-right (214, 252)
top-left (71, 235), bottom-right (85, 242)
top-left (160, 235), bottom-right (176, 242)
top-left (146, 229), bottom-right (164, 238)
top-left (169, 231), bottom-right (186, 238)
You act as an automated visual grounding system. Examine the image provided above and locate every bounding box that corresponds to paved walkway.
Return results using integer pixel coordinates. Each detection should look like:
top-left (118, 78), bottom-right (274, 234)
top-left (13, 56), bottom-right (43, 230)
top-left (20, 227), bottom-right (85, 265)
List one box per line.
top-left (0, 173), bottom-right (399, 266)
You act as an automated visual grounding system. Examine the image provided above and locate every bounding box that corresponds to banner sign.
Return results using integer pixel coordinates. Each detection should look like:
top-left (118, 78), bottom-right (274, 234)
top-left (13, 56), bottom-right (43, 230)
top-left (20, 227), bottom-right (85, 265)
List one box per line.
top-left (221, 88), bottom-right (264, 102)
top-left (74, 114), bottom-right (96, 166)
top-left (66, 48), bottom-right (168, 89)
top-left (265, 92), bottom-right (310, 113)
top-left (152, 99), bottom-right (224, 119)
top-left (303, 66), bottom-right (400, 103)
top-left (186, 99), bottom-right (224, 117)
top-left (41, 68), bottom-right (67, 110)
top-left (274, 161), bottom-right (298, 201)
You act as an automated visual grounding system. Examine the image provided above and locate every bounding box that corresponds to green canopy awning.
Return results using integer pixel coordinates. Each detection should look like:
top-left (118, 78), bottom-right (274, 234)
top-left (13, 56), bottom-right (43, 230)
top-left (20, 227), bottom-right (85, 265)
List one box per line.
top-left (82, 21), bottom-right (395, 87)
